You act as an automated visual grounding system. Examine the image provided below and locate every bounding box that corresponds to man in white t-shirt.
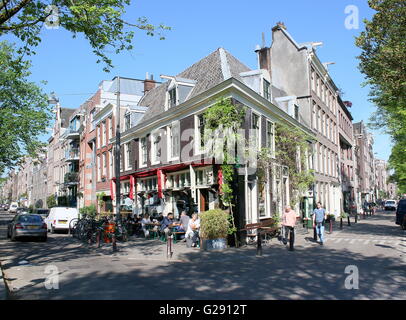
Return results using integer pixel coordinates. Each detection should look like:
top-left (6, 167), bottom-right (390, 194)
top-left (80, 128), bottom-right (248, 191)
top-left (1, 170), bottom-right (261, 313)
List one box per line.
top-left (186, 213), bottom-right (200, 247)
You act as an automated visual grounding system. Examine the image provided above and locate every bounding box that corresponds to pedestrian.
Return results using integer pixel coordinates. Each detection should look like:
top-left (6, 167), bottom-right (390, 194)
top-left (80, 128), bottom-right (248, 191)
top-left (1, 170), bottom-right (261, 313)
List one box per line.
top-left (281, 205), bottom-right (297, 251)
top-left (160, 212), bottom-right (176, 239)
top-left (312, 202), bottom-right (327, 245)
top-left (185, 213), bottom-right (200, 247)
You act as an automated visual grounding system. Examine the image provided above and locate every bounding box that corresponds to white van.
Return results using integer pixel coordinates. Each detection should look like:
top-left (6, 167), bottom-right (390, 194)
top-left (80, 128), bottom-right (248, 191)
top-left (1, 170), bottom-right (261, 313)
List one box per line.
top-left (9, 202), bottom-right (18, 213)
top-left (46, 207), bottom-right (79, 233)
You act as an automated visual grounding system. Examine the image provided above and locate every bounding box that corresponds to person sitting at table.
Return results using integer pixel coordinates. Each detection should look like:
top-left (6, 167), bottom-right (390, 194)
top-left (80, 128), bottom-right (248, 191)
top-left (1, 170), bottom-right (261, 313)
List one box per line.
top-left (141, 214), bottom-right (152, 238)
top-left (160, 212), bottom-right (175, 239)
top-left (185, 213), bottom-right (200, 247)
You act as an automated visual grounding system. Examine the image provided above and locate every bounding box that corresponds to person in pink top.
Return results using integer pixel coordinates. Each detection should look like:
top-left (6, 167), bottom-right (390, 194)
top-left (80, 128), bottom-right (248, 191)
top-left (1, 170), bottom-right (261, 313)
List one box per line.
top-left (281, 205), bottom-right (297, 251)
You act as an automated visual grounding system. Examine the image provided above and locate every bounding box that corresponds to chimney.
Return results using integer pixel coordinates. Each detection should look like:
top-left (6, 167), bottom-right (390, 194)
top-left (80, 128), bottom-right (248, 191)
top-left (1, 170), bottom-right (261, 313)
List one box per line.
top-left (144, 73), bottom-right (156, 93)
top-left (255, 44), bottom-right (271, 71)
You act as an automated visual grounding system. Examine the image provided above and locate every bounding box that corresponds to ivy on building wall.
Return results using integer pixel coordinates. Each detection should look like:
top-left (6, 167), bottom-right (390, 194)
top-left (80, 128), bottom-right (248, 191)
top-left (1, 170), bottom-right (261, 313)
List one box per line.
top-left (258, 122), bottom-right (315, 208)
top-left (203, 98), bottom-right (246, 240)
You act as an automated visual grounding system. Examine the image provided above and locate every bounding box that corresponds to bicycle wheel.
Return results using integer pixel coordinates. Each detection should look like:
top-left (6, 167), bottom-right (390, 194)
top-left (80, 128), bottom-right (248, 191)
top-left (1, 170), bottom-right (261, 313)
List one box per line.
top-left (69, 218), bottom-right (79, 237)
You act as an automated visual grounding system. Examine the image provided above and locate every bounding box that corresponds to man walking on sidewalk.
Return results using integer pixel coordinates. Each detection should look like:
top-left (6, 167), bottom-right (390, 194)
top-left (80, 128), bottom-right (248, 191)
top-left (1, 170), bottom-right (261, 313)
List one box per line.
top-left (282, 205), bottom-right (297, 251)
top-left (312, 202), bottom-right (327, 245)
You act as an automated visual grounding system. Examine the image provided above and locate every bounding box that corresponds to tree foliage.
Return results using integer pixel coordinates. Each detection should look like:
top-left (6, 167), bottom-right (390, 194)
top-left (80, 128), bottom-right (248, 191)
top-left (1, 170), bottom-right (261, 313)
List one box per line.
top-left (0, 41), bottom-right (50, 173)
top-left (0, 0), bottom-right (170, 71)
top-left (355, 0), bottom-right (406, 192)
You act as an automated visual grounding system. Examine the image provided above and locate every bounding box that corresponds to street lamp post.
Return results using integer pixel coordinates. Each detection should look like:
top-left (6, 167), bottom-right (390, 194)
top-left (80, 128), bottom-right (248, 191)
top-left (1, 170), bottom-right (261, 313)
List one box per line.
top-left (114, 76), bottom-right (121, 252)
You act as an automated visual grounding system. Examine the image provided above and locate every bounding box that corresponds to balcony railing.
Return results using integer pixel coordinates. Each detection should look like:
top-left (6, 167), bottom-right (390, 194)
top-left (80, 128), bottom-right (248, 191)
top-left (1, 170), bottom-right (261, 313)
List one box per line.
top-left (64, 172), bottom-right (79, 185)
top-left (65, 127), bottom-right (80, 140)
top-left (65, 148), bottom-right (79, 161)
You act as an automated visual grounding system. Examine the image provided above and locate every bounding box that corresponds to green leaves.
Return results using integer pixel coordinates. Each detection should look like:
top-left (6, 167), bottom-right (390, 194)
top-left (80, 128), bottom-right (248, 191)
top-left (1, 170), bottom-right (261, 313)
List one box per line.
top-left (356, 0), bottom-right (406, 192)
top-left (0, 0), bottom-right (171, 72)
top-left (0, 41), bottom-right (51, 173)
top-left (199, 209), bottom-right (229, 240)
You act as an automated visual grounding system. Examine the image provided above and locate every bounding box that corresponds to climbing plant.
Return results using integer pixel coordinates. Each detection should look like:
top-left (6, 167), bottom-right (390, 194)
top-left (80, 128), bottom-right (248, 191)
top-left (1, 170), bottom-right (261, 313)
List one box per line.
top-left (258, 122), bottom-right (315, 207)
top-left (203, 98), bottom-right (246, 241)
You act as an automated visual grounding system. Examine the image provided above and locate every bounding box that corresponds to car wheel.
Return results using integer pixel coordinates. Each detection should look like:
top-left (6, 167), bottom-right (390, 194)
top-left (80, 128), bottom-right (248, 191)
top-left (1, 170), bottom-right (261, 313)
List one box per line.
top-left (10, 231), bottom-right (16, 242)
top-left (51, 226), bottom-right (55, 234)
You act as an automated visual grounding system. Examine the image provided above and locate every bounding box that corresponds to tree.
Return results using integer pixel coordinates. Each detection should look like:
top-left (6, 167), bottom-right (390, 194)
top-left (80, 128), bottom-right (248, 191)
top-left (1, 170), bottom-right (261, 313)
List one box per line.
top-left (0, 0), bottom-right (170, 71)
top-left (355, 0), bottom-right (406, 192)
top-left (0, 41), bottom-right (50, 173)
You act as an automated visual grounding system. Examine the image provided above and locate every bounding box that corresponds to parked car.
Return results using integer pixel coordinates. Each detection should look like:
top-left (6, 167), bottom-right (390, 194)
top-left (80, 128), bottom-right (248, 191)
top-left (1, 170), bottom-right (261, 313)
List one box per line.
top-left (384, 200), bottom-right (397, 211)
top-left (45, 207), bottom-right (79, 233)
top-left (9, 202), bottom-right (19, 213)
top-left (395, 199), bottom-right (406, 230)
top-left (7, 214), bottom-right (47, 241)
top-left (33, 209), bottom-right (50, 220)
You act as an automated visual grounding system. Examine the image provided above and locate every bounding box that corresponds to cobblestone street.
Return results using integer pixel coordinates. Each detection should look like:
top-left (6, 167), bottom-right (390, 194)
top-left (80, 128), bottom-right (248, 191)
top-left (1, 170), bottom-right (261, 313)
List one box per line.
top-left (1, 210), bottom-right (404, 300)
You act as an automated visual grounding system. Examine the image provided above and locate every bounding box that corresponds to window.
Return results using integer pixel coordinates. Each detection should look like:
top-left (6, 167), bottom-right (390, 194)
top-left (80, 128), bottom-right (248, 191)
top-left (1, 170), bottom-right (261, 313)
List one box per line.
top-left (294, 105), bottom-right (299, 121)
top-left (312, 101), bottom-right (317, 130)
top-left (125, 113), bottom-right (131, 131)
top-left (317, 107), bottom-right (321, 132)
top-left (197, 114), bottom-right (205, 150)
top-left (109, 117), bottom-right (113, 139)
top-left (252, 113), bottom-right (260, 148)
top-left (169, 122), bottom-right (180, 159)
top-left (102, 121), bottom-right (106, 146)
top-left (140, 137), bottom-right (147, 166)
top-left (168, 88), bottom-right (177, 108)
top-left (109, 150), bottom-right (113, 179)
top-left (97, 155), bottom-right (101, 181)
top-left (266, 121), bottom-right (275, 156)
top-left (311, 68), bottom-right (315, 91)
top-left (120, 150), bottom-right (124, 172)
top-left (152, 131), bottom-right (161, 163)
top-left (326, 116), bottom-right (330, 139)
top-left (263, 79), bottom-right (271, 100)
top-left (125, 142), bottom-right (132, 170)
top-left (97, 125), bottom-right (101, 148)
top-left (102, 152), bottom-right (106, 178)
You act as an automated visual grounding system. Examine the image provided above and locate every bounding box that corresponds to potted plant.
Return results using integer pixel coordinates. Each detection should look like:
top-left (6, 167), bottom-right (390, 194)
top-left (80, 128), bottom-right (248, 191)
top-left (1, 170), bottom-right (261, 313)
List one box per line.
top-left (199, 209), bottom-right (229, 251)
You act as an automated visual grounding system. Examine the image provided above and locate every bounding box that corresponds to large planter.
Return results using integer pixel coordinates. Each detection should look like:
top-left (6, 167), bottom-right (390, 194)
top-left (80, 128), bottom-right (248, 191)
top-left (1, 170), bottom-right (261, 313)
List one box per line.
top-left (201, 238), bottom-right (227, 251)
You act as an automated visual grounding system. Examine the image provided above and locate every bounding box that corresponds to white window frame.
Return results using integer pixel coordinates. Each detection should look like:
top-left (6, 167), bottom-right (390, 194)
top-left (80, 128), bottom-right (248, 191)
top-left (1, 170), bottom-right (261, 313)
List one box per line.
top-left (151, 130), bottom-right (162, 165)
top-left (167, 121), bottom-right (180, 161)
top-left (109, 149), bottom-right (113, 179)
top-left (97, 155), bottom-right (101, 182)
top-left (108, 116), bottom-right (113, 141)
top-left (194, 113), bottom-right (205, 155)
top-left (139, 136), bottom-right (148, 168)
top-left (125, 142), bottom-right (132, 171)
top-left (251, 111), bottom-right (261, 151)
top-left (266, 119), bottom-right (275, 158)
top-left (102, 121), bottom-right (106, 147)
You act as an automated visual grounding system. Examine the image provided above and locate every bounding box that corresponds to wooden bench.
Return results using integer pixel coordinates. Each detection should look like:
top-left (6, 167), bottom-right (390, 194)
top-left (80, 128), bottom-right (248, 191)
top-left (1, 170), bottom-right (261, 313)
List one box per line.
top-left (239, 218), bottom-right (280, 256)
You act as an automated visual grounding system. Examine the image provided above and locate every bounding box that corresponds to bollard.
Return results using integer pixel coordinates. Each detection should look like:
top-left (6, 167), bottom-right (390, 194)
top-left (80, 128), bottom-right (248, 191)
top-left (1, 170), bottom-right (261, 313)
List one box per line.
top-left (355, 213), bottom-right (358, 223)
top-left (340, 218), bottom-right (343, 229)
top-left (329, 220), bottom-right (333, 233)
top-left (96, 230), bottom-right (101, 248)
top-left (347, 216), bottom-right (351, 226)
top-left (112, 234), bottom-right (117, 252)
top-left (289, 227), bottom-right (294, 251)
top-left (256, 228), bottom-right (262, 256)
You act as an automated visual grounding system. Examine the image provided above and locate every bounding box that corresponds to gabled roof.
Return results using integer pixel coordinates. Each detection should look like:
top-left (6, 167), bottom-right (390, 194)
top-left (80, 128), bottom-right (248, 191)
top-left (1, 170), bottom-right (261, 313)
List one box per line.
top-left (138, 48), bottom-right (251, 121)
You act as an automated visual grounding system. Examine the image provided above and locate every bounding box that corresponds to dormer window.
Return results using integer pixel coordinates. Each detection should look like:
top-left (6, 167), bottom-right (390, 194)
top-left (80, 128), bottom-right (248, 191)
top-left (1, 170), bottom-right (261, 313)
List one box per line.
top-left (263, 79), bottom-right (271, 101)
top-left (168, 87), bottom-right (177, 109)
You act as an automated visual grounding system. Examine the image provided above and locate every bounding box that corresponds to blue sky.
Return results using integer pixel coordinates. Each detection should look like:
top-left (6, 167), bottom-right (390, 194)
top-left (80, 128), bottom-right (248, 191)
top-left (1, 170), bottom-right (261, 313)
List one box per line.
top-left (6, 0), bottom-right (392, 161)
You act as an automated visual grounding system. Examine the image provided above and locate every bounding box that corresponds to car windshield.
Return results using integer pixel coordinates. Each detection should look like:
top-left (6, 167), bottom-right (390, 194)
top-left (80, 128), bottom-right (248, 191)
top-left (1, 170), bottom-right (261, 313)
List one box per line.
top-left (18, 215), bottom-right (42, 223)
